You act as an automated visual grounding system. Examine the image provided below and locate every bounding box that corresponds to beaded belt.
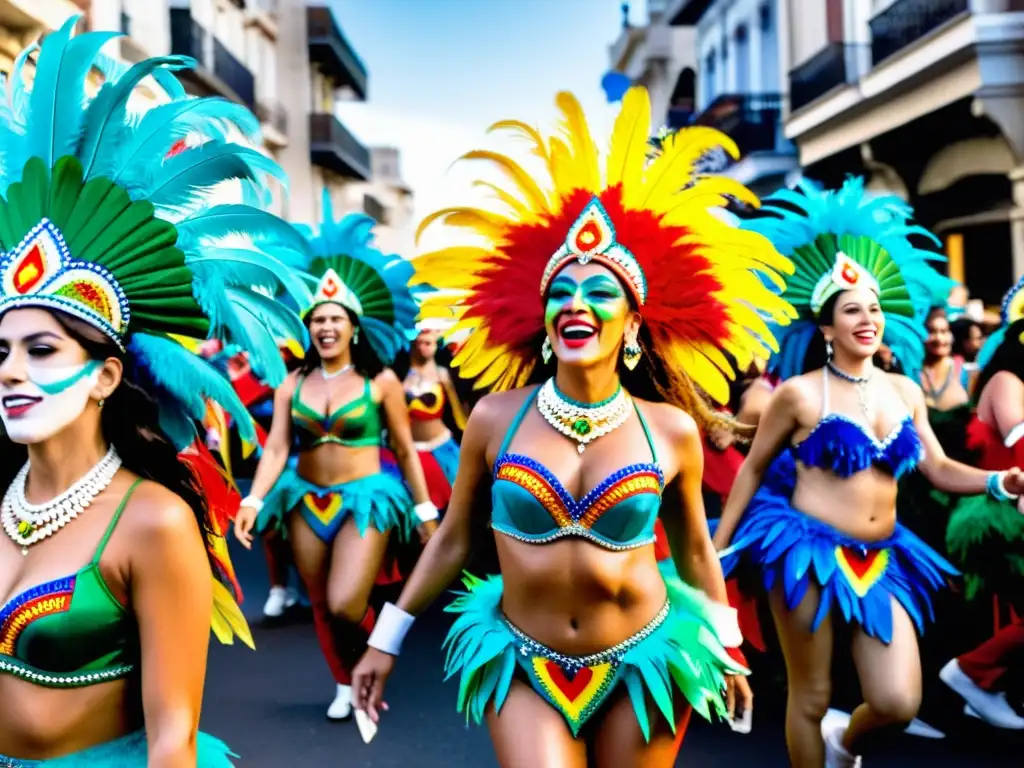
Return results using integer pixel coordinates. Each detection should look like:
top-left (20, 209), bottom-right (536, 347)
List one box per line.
top-left (503, 600), bottom-right (670, 674)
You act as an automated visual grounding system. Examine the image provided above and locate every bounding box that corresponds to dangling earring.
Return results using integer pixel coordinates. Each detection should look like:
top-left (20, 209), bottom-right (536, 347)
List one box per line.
top-left (97, 399), bottom-right (105, 409)
top-left (825, 339), bottom-right (833, 361)
top-left (541, 336), bottom-right (553, 364)
top-left (623, 332), bottom-right (642, 371)
top-left (353, 327), bottom-right (360, 345)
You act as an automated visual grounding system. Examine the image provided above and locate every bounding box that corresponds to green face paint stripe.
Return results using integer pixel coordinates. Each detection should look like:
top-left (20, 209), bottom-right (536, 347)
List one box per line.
top-left (32, 360), bottom-right (102, 395)
top-left (545, 275), bottom-right (626, 325)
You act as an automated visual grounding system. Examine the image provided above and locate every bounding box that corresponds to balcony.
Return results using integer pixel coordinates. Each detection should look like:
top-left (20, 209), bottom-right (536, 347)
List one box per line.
top-left (256, 98), bottom-right (288, 137)
top-left (309, 113), bottom-right (371, 180)
top-left (695, 94), bottom-right (784, 156)
top-left (870, 0), bottom-right (969, 66)
top-left (307, 6), bottom-right (368, 100)
top-left (789, 43), bottom-right (869, 113)
top-left (170, 9), bottom-right (256, 111)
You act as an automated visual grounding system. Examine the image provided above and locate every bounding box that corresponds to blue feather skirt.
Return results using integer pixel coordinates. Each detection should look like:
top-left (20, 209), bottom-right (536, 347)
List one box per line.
top-left (442, 563), bottom-right (746, 740)
top-left (720, 452), bottom-right (958, 643)
top-left (0, 730), bottom-right (235, 766)
top-left (256, 466), bottom-right (413, 542)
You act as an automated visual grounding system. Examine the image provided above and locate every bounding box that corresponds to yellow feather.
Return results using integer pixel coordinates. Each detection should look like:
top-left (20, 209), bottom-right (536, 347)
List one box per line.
top-left (606, 87), bottom-right (650, 190)
top-left (673, 343), bottom-right (730, 403)
top-left (211, 578), bottom-right (255, 649)
top-left (415, 207), bottom-right (511, 245)
top-left (555, 92), bottom-right (601, 193)
top-left (460, 150), bottom-right (551, 214)
top-left (639, 127), bottom-right (738, 211)
top-left (487, 119), bottom-right (549, 162)
top-left (547, 136), bottom-right (578, 204)
top-left (473, 180), bottom-right (533, 219)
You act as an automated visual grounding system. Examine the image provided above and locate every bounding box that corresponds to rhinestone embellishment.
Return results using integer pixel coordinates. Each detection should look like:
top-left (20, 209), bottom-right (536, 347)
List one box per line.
top-left (536, 378), bottom-right (632, 452)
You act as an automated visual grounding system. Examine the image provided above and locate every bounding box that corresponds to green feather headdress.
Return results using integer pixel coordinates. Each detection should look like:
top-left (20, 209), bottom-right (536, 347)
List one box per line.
top-left (742, 177), bottom-right (952, 380)
top-left (298, 189), bottom-right (422, 366)
top-left (0, 17), bottom-right (309, 448)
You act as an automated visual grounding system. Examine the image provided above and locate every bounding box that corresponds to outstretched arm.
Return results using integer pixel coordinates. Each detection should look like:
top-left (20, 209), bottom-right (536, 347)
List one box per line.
top-left (714, 381), bottom-right (800, 549)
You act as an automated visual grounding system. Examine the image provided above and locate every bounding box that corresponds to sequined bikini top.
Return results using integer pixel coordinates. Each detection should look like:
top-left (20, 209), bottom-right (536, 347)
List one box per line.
top-left (406, 379), bottom-right (446, 422)
top-left (491, 389), bottom-right (664, 550)
top-left (291, 375), bottom-right (382, 451)
top-left (792, 368), bottom-right (922, 479)
top-left (0, 480), bottom-right (141, 688)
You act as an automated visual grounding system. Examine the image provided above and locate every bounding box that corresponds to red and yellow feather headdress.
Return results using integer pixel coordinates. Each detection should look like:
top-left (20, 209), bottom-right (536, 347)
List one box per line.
top-left (412, 88), bottom-right (795, 403)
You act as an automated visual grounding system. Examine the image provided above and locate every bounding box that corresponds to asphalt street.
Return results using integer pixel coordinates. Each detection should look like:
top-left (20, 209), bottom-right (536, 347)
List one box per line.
top-left (201, 540), bottom-right (1021, 767)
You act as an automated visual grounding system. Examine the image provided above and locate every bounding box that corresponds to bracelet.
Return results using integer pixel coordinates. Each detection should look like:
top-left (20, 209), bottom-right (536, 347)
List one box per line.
top-left (1005, 423), bottom-right (1024, 449)
top-left (240, 495), bottom-right (264, 513)
top-left (367, 602), bottom-right (415, 655)
top-left (413, 501), bottom-right (439, 523)
top-left (705, 600), bottom-right (743, 648)
top-left (987, 471), bottom-right (1019, 502)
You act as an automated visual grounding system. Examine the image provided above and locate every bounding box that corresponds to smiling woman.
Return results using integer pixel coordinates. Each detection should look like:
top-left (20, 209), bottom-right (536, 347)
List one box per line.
top-left (0, 16), bottom-right (309, 767)
top-left (349, 87), bottom-right (793, 768)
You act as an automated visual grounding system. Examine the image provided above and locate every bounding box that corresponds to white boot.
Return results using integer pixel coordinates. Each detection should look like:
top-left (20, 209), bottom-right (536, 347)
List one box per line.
top-left (327, 683), bottom-right (352, 721)
top-left (822, 709), bottom-right (862, 768)
top-left (263, 586), bottom-right (291, 618)
top-left (940, 659), bottom-right (1024, 729)
top-left (904, 717), bottom-right (945, 739)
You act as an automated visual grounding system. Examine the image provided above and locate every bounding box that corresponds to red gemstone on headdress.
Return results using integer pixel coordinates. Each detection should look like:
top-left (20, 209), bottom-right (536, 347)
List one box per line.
top-left (13, 244), bottom-right (45, 294)
top-left (322, 278), bottom-right (339, 298)
top-left (840, 262), bottom-right (859, 285)
top-left (575, 220), bottom-right (601, 252)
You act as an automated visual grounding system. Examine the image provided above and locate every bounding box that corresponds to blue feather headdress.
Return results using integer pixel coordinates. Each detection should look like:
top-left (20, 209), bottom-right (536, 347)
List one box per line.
top-left (298, 189), bottom-right (422, 366)
top-left (0, 16), bottom-right (309, 449)
top-left (742, 177), bottom-right (953, 380)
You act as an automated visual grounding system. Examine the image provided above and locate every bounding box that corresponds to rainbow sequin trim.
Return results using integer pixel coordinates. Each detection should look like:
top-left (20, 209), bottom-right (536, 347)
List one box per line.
top-left (509, 601), bottom-right (670, 735)
top-left (0, 575), bottom-right (75, 657)
top-left (0, 219), bottom-right (131, 345)
top-left (494, 454), bottom-right (662, 530)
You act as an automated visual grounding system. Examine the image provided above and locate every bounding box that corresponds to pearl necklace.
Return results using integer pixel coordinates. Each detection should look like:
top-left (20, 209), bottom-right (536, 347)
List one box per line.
top-left (321, 363), bottom-right (354, 380)
top-left (536, 379), bottom-right (632, 453)
top-left (2, 446), bottom-right (122, 556)
top-left (826, 362), bottom-right (875, 422)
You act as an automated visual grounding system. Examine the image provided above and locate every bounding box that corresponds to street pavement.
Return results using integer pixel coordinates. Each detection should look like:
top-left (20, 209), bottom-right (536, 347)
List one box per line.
top-left (202, 541), bottom-right (1020, 767)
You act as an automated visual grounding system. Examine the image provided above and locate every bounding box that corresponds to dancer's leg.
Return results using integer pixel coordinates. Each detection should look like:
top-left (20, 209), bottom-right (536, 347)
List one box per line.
top-left (485, 680), bottom-right (587, 768)
top-left (593, 687), bottom-right (691, 768)
top-left (769, 583), bottom-right (834, 768)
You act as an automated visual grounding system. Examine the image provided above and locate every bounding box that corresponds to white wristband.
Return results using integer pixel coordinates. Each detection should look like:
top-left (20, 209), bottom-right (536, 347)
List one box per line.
top-left (1005, 423), bottom-right (1024, 449)
top-left (367, 602), bottom-right (415, 655)
top-left (240, 495), bottom-right (264, 513)
top-left (706, 600), bottom-right (743, 648)
top-left (413, 501), bottom-right (439, 523)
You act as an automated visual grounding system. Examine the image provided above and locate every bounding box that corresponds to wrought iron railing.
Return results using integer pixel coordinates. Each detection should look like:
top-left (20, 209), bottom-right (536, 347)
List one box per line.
top-left (695, 93), bottom-right (784, 155)
top-left (309, 113), bottom-right (371, 180)
top-left (307, 6), bottom-right (368, 99)
top-left (213, 37), bottom-right (255, 110)
top-left (870, 0), bottom-right (969, 65)
top-left (789, 43), bottom-right (868, 112)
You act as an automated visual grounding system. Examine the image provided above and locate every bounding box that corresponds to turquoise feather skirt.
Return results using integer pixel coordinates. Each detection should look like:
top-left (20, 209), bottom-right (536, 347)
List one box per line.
top-left (257, 466), bottom-right (413, 542)
top-left (442, 563), bottom-right (746, 740)
top-left (0, 730), bottom-right (235, 766)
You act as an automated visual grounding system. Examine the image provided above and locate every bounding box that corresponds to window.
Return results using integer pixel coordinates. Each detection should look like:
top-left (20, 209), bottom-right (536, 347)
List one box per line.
top-left (363, 194), bottom-right (387, 224)
top-left (120, 12), bottom-right (131, 35)
top-left (734, 24), bottom-right (749, 93)
top-left (703, 49), bottom-right (717, 106)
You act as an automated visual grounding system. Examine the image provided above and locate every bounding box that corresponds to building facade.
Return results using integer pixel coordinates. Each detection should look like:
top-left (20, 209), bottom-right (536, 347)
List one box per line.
top-left (666, 0), bottom-right (798, 197)
top-left (782, 0), bottom-right (1024, 305)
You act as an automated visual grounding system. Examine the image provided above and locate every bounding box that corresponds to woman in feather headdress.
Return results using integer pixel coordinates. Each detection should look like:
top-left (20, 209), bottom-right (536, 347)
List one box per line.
top-left (0, 18), bottom-right (310, 767)
top-left (713, 178), bottom-right (1024, 767)
top-left (232, 193), bottom-right (439, 722)
top-left (350, 87), bottom-right (793, 766)
top-left (940, 276), bottom-right (1024, 730)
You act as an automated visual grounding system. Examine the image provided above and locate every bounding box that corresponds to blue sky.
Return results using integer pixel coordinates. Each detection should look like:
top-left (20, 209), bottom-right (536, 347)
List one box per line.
top-left (330, 0), bottom-right (648, 251)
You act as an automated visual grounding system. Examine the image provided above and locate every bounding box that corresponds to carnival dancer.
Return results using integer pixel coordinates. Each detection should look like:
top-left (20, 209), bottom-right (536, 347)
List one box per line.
top-left (713, 178), bottom-right (1023, 768)
top-left (942, 276), bottom-right (1024, 729)
top-left (0, 17), bottom-right (310, 765)
top-left (351, 87), bottom-right (794, 766)
top-left (232, 194), bottom-right (440, 722)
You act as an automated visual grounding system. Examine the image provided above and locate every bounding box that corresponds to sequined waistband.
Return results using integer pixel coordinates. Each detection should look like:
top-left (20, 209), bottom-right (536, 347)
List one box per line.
top-left (0, 756), bottom-right (39, 767)
top-left (502, 600), bottom-right (670, 673)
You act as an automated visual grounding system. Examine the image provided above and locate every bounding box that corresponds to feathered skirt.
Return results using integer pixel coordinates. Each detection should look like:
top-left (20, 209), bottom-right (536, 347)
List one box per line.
top-left (720, 451), bottom-right (958, 643)
top-left (441, 562), bottom-right (746, 740)
top-left (946, 493), bottom-right (1024, 600)
top-left (256, 465), bottom-right (413, 542)
top-left (381, 432), bottom-right (460, 510)
top-left (0, 730), bottom-right (235, 766)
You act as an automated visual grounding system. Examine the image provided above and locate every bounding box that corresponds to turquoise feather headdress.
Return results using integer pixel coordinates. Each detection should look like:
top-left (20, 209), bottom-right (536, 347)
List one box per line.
top-left (0, 17), bottom-right (309, 449)
top-left (298, 189), bottom-right (422, 366)
top-left (742, 177), bottom-right (953, 380)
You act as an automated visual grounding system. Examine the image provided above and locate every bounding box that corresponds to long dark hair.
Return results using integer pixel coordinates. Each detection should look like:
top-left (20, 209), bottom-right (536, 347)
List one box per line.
top-left (974, 318), bottom-right (1024, 399)
top-left (299, 306), bottom-right (383, 381)
top-left (0, 310), bottom-right (208, 532)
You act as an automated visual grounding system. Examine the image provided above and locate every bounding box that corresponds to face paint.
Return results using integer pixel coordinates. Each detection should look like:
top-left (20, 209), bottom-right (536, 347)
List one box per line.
top-left (1, 359), bottom-right (103, 444)
top-left (544, 267), bottom-right (631, 367)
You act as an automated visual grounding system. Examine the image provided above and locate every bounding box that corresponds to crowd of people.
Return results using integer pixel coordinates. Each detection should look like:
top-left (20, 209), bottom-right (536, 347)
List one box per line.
top-left (0, 18), bottom-right (1021, 768)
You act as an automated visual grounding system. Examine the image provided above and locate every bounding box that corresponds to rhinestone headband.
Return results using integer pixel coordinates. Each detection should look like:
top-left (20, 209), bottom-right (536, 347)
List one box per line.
top-left (539, 198), bottom-right (647, 305)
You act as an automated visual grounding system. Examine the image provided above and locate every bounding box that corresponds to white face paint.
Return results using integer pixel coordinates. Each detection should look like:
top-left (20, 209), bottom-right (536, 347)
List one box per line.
top-left (0, 359), bottom-right (102, 444)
